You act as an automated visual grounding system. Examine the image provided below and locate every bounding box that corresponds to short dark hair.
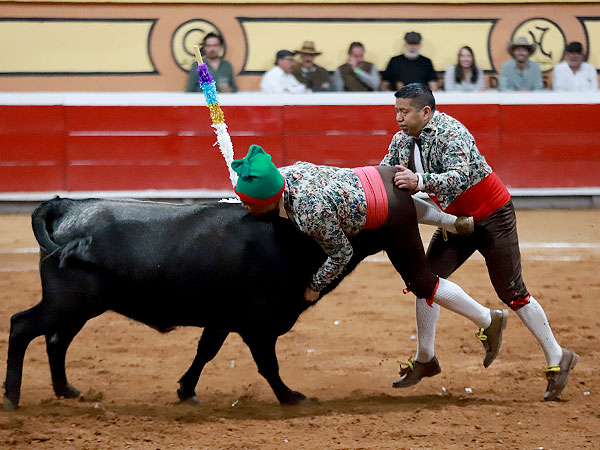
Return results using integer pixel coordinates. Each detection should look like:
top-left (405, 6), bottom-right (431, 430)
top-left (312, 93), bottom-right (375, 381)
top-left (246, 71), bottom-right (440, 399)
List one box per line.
top-left (275, 49), bottom-right (295, 64)
top-left (394, 83), bottom-right (436, 111)
top-left (203, 32), bottom-right (224, 46)
top-left (404, 31), bottom-right (422, 45)
top-left (348, 42), bottom-right (364, 54)
top-left (565, 41), bottom-right (584, 54)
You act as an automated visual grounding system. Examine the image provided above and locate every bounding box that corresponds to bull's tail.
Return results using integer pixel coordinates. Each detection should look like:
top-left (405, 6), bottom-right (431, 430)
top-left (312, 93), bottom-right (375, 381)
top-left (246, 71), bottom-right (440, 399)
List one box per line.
top-left (31, 198), bottom-right (92, 268)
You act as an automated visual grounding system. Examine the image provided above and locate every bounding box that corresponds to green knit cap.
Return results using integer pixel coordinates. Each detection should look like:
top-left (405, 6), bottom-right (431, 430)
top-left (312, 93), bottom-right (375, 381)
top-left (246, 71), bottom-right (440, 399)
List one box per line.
top-left (232, 145), bottom-right (285, 205)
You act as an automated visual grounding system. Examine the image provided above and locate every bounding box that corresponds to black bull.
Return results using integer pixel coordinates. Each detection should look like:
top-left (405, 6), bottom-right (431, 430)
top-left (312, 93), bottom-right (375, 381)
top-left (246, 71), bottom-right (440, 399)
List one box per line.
top-left (4, 197), bottom-right (392, 410)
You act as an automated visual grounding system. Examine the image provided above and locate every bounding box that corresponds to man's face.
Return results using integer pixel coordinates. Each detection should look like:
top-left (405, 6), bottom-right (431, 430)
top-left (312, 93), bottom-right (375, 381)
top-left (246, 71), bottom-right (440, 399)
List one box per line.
top-left (565, 51), bottom-right (583, 69)
top-left (349, 47), bottom-right (364, 64)
top-left (300, 53), bottom-right (315, 68)
top-left (395, 97), bottom-right (431, 137)
top-left (404, 43), bottom-right (421, 60)
top-left (512, 46), bottom-right (530, 63)
top-left (203, 37), bottom-right (222, 59)
top-left (277, 55), bottom-right (295, 73)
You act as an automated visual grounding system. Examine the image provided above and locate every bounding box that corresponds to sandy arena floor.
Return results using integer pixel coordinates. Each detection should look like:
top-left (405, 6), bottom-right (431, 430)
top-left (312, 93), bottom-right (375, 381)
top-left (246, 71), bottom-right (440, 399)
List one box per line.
top-left (0, 209), bottom-right (599, 450)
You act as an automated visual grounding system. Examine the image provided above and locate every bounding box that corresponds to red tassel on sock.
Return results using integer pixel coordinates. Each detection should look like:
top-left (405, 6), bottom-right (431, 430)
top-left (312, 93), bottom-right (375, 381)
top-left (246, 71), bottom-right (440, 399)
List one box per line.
top-left (509, 294), bottom-right (531, 311)
top-left (426, 278), bottom-right (440, 307)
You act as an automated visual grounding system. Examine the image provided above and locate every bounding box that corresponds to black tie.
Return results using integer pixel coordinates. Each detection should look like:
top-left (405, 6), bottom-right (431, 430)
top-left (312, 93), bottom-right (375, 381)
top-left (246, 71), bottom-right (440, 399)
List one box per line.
top-left (409, 138), bottom-right (421, 173)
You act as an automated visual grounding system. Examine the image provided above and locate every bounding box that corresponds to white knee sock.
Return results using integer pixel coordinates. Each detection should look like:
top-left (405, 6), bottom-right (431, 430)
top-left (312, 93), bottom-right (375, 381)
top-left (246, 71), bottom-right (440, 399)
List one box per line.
top-left (515, 296), bottom-right (563, 366)
top-left (412, 195), bottom-right (458, 232)
top-left (433, 278), bottom-right (492, 329)
top-left (414, 297), bottom-right (440, 363)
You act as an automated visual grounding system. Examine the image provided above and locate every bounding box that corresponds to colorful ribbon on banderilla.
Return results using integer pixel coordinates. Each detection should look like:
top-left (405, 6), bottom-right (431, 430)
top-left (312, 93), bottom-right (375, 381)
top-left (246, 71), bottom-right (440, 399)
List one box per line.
top-left (193, 45), bottom-right (238, 189)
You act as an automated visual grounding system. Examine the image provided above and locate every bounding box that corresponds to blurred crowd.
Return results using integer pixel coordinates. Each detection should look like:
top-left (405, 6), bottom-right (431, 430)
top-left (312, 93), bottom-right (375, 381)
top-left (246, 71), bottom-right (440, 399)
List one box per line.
top-left (186, 31), bottom-right (598, 94)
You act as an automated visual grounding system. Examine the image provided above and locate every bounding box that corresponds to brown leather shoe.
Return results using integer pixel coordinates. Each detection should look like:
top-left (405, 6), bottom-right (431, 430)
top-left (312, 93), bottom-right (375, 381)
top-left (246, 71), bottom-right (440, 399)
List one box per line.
top-left (476, 309), bottom-right (508, 368)
top-left (392, 356), bottom-right (441, 388)
top-left (544, 348), bottom-right (579, 401)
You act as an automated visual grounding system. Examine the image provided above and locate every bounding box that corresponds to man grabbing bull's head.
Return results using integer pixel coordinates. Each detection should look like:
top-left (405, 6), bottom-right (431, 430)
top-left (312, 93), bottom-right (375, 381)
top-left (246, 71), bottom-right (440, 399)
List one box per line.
top-left (231, 144), bottom-right (508, 372)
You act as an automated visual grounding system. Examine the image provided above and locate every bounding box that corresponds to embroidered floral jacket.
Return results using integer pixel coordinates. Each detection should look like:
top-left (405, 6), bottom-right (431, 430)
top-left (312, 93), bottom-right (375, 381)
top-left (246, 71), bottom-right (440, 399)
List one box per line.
top-left (279, 162), bottom-right (367, 291)
top-left (380, 111), bottom-right (492, 209)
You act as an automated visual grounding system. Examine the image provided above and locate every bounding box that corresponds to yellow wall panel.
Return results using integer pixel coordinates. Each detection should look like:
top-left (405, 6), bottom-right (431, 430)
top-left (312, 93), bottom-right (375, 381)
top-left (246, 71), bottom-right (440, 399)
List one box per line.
top-left (0, 19), bottom-right (156, 73)
top-left (582, 18), bottom-right (600, 70)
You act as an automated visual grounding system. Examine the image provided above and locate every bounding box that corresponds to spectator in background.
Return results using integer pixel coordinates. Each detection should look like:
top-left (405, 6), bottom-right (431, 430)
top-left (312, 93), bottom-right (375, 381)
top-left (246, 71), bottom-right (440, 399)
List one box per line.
top-left (261, 49), bottom-right (309, 94)
top-left (382, 32), bottom-right (438, 91)
top-left (444, 46), bottom-right (486, 91)
top-left (333, 42), bottom-right (380, 91)
top-left (292, 41), bottom-right (332, 92)
top-left (552, 41), bottom-right (598, 91)
top-left (186, 32), bottom-right (237, 93)
top-left (499, 36), bottom-right (543, 91)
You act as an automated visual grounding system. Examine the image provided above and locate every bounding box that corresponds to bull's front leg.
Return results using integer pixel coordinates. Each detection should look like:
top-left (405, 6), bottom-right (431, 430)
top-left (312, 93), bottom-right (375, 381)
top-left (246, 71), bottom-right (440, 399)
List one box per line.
top-left (177, 327), bottom-right (229, 404)
top-left (241, 332), bottom-right (311, 406)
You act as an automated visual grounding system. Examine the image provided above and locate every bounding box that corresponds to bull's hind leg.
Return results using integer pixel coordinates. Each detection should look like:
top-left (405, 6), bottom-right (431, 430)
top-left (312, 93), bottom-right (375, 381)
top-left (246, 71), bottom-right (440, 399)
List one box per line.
top-left (241, 332), bottom-right (310, 406)
top-left (177, 327), bottom-right (229, 404)
top-left (4, 304), bottom-right (48, 409)
top-left (46, 321), bottom-right (87, 400)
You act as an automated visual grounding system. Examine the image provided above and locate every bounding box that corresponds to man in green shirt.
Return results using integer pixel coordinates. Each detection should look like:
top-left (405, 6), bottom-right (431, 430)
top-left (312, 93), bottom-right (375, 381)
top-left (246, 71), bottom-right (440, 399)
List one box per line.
top-left (186, 32), bottom-right (238, 93)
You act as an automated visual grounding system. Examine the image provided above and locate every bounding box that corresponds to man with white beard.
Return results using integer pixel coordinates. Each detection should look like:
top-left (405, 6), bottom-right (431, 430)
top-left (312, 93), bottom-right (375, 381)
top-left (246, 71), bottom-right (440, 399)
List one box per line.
top-left (382, 32), bottom-right (438, 91)
top-left (552, 41), bottom-right (598, 92)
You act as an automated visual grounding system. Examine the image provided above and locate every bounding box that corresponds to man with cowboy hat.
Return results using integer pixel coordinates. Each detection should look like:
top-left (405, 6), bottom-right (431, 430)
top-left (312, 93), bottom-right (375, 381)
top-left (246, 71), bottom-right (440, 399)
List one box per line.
top-left (292, 41), bottom-right (332, 91)
top-left (499, 35), bottom-right (543, 91)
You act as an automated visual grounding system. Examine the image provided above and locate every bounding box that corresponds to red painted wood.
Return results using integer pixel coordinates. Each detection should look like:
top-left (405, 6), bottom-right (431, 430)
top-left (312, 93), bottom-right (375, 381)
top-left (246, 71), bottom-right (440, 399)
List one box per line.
top-left (0, 103), bottom-right (598, 192)
top-left (0, 166), bottom-right (64, 191)
top-left (500, 132), bottom-right (599, 161)
top-left (283, 105), bottom-right (397, 134)
top-left (0, 106), bottom-right (64, 134)
top-left (438, 104), bottom-right (501, 134)
top-left (284, 134), bottom-right (392, 167)
top-left (501, 104), bottom-right (600, 133)
top-left (66, 164), bottom-right (233, 191)
top-left (0, 134), bottom-right (65, 161)
top-left (499, 160), bottom-right (600, 188)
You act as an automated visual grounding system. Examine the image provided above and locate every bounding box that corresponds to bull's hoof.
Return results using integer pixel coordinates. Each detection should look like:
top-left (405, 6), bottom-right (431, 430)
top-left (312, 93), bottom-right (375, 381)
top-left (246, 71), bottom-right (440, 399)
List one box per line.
top-left (180, 395), bottom-right (202, 406)
top-left (3, 395), bottom-right (18, 411)
top-left (55, 383), bottom-right (81, 399)
top-left (280, 390), bottom-right (311, 406)
top-left (176, 386), bottom-right (198, 404)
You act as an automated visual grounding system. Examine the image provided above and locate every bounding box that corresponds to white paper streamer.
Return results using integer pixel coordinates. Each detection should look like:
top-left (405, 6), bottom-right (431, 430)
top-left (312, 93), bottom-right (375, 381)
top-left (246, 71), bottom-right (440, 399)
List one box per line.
top-left (211, 122), bottom-right (238, 189)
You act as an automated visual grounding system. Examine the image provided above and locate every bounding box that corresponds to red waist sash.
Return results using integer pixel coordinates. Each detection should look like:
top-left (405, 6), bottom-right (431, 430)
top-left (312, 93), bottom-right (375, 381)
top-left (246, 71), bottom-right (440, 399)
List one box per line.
top-left (431, 172), bottom-right (510, 222)
top-left (353, 166), bottom-right (388, 229)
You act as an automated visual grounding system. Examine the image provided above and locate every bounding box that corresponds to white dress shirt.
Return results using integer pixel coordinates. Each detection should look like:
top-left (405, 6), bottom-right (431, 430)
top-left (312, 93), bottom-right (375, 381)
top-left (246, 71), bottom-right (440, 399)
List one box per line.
top-left (552, 61), bottom-right (598, 91)
top-left (260, 66), bottom-right (308, 94)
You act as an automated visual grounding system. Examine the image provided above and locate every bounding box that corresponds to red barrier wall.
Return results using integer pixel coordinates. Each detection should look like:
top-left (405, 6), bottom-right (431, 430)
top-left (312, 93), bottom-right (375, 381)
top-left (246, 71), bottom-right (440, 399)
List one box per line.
top-left (1, 102), bottom-right (599, 193)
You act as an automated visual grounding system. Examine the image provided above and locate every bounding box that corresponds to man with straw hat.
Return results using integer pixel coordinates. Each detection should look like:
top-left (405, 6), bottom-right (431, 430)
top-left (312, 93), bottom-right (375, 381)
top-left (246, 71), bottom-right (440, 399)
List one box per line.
top-left (231, 144), bottom-right (508, 378)
top-left (499, 35), bottom-right (543, 91)
top-left (292, 41), bottom-right (332, 91)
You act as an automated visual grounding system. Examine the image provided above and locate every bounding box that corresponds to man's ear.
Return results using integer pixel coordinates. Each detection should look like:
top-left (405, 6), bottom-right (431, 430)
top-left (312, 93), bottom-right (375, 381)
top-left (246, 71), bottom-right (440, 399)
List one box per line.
top-left (422, 105), bottom-right (433, 120)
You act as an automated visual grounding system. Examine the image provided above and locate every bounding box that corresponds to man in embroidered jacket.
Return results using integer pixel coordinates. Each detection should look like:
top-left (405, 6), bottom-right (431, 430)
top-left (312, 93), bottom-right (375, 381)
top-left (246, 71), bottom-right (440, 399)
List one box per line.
top-left (382, 83), bottom-right (577, 401)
